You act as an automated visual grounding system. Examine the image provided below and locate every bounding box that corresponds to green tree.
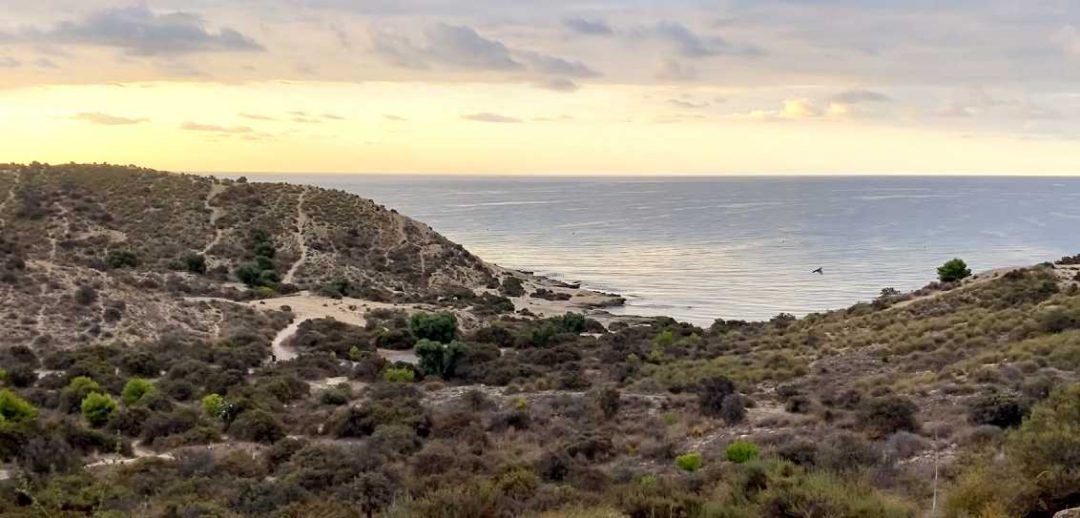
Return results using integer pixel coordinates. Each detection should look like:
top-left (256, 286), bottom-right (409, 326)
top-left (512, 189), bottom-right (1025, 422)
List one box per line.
top-left (0, 388), bottom-right (37, 423)
top-left (121, 378), bottom-right (157, 406)
top-left (81, 392), bottom-right (118, 427)
top-left (61, 376), bottom-right (102, 413)
top-left (106, 249), bottom-right (139, 269)
top-left (415, 339), bottom-right (468, 378)
top-left (183, 253), bottom-right (207, 274)
top-left (408, 312), bottom-right (457, 343)
top-left (937, 258), bottom-right (972, 283)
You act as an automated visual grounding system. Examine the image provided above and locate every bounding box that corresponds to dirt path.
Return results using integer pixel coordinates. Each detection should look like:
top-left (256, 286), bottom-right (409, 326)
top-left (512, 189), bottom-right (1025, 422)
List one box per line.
top-left (889, 266), bottom-right (1025, 311)
top-left (282, 187), bottom-right (310, 285)
top-left (200, 182), bottom-right (227, 257)
top-left (0, 170), bottom-right (21, 228)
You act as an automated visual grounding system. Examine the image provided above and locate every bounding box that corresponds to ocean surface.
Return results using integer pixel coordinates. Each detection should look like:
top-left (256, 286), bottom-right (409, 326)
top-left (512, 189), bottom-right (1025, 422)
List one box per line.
top-left (246, 175), bottom-right (1080, 326)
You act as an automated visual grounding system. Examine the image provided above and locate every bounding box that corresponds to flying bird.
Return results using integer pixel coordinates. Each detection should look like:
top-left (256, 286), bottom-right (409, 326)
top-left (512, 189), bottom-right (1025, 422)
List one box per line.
top-left (811, 267), bottom-right (824, 275)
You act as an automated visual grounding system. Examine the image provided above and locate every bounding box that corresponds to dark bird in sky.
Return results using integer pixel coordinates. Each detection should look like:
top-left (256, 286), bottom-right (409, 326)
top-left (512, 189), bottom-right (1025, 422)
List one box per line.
top-left (811, 267), bottom-right (824, 275)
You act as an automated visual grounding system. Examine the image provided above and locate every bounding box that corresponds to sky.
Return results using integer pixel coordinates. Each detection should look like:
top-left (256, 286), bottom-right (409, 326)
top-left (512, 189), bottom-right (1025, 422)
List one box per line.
top-left (2, 1), bottom-right (1080, 174)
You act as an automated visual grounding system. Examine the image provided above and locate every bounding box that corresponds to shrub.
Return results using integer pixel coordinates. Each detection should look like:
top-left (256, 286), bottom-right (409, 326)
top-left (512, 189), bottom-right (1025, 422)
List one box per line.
top-left (61, 376), bottom-right (102, 413)
top-left (383, 366), bottom-right (416, 383)
top-left (725, 440), bottom-right (759, 463)
top-left (937, 258), bottom-right (972, 283)
top-left (121, 378), bottom-right (157, 406)
top-left (183, 253), bottom-right (207, 274)
top-left (968, 391), bottom-right (1027, 428)
top-left (499, 277), bottom-right (525, 297)
top-left (675, 452), bottom-right (703, 472)
top-left (697, 375), bottom-right (736, 417)
top-left (74, 285), bottom-right (97, 305)
top-left (720, 394), bottom-right (747, 425)
top-left (230, 409), bottom-right (286, 444)
top-left (1006, 383), bottom-right (1080, 510)
top-left (858, 396), bottom-right (920, 437)
top-left (0, 388), bottom-right (37, 423)
top-left (81, 392), bottom-right (118, 427)
top-left (408, 312), bottom-right (457, 343)
top-left (106, 250), bottom-right (139, 269)
top-left (202, 393), bottom-right (229, 419)
top-left (592, 386), bottom-right (621, 419)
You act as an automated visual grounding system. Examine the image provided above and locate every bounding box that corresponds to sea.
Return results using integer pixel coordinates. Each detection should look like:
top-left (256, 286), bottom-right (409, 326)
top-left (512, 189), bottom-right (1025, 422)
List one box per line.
top-left (245, 175), bottom-right (1080, 326)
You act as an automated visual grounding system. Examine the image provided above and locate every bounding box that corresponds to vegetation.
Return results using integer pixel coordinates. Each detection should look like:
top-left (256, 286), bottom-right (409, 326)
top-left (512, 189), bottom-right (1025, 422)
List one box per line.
top-left (937, 257), bottom-right (972, 283)
top-left (1, 165), bottom-right (1078, 517)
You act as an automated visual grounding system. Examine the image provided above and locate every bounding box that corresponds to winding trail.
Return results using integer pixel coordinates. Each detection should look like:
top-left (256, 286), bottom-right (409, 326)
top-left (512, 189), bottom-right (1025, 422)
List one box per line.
top-left (282, 187), bottom-right (310, 285)
top-left (199, 182), bottom-right (227, 256)
top-left (0, 170), bottom-right (21, 228)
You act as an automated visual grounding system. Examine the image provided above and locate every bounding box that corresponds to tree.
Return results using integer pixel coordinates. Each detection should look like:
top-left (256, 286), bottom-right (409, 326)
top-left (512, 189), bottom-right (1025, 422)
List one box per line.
top-left (593, 386), bottom-right (621, 419)
top-left (415, 339), bottom-right (468, 378)
top-left (0, 389), bottom-right (36, 423)
top-left (858, 396), bottom-right (920, 438)
top-left (720, 394), bottom-right (747, 425)
top-left (121, 378), bottom-right (158, 406)
top-left (106, 250), bottom-right (139, 269)
top-left (229, 409), bottom-right (286, 444)
top-left (61, 376), bottom-right (102, 413)
top-left (408, 312), bottom-right (457, 343)
top-left (937, 258), bottom-right (972, 283)
top-left (81, 392), bottom-right (118, 427)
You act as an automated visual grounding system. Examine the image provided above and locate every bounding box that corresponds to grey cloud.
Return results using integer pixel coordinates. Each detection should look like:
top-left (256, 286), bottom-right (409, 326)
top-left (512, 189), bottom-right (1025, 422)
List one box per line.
top-left (16, 6), bottom-right (263, 55)
top-left (462, 112), bottom-right (522, 123)
top-left (518, 51), bottom-right (598, 78)
top-left (655, 58), bottom-right (698, 81)
top-left (0, 57), bottom-right (19, 68)
top-left (321, 113), bottom-right (345, 120)
top-left (71, 112), bottom-right (148, 125)
top-left (34, 57), bottom-right (59, 69)
top-left (563, 18), bottom-right (613, 35)
top-left (640, 22), bottom-right (763, 58)
top-left (373, 23), bottom-right (598, 82)
top-left (832, 89), bottom-right (892, 103)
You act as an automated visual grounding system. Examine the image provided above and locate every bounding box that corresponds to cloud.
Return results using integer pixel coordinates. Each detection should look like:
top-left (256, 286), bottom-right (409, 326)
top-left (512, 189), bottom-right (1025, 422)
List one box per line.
top-left (654, 58), bottom-right (698, 81)
top-left (668, 98), bottom-right (711, 109)
top-left (563, 18), bottom-right (613, 36)
top-left (34, 58), bottom-right (58, 69)
top-left (831, 89), bottom-right (891, 104)
top-left (374, 24), bottom-right (520, 71)
top-left (180, 122), bottom-right (254, 133)
top-left (15, 6), bottom-right (263, 55)
top-left (536, 77), bottom-right (580, 92)
top-left (0, 57), bottom-right (20, 68)
top-left (383, 114), bottom-right (407, 121)
top-left (372, 23), bottom-right (598, 83)
top-left (239, 112), bottom-right (278, 121)
top-left (70, 112), bottom-right (148, 125)
top-left (518, 51), bottom-right (598, 78)
top-left (1054, 25), bottom-right (1080, 57)
top-left (462, 112), bottom-right (522, 123)
top-left (637, 22), bottom-right (762, 58)
top-left (321, 113), bottom-right (345, 120)
top-left (781, 98), bottom-right (821, 118)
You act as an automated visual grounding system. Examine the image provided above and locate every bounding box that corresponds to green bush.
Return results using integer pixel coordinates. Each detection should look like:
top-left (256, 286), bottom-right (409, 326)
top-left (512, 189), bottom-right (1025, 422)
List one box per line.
top-left (0, 388), bottom-right (37, 423)
top-left (937, 258), bottom-right (972, 283)
top-left (725, 440), bottom-right (759, 463)
top-left (61, 376), bottom-right (103, 413)
top-left (183, 253), bottom-right (207, 274)
top-left (202, 393), bottom-right (229, 419)
top-left (858, 396), bottom-right (920, 437)
top-left (383, 366), bottom-right (416, 383)
top-left (106, 249), bottom-right (139, 269)
top-left (81, 392), bottom-right (118, 427)
top-left (121, 378), bottom-right (157, 406)
top-left (968, 390), bottom-right (1027, 428)
top-left (408, 312), bottom-right (457, 343)
top-left (675, 452), bottom-right (703, 472)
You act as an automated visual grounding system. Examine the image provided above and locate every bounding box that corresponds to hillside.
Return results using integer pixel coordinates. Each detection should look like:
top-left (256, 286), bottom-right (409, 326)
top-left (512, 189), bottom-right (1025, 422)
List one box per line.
top-left (0, 164), bottom-right (1078, 517)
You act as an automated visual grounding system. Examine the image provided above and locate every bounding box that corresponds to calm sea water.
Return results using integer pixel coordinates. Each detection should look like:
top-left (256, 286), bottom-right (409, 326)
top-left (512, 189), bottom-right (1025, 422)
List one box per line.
top-left (247, 175), bottom-right (1080, 325)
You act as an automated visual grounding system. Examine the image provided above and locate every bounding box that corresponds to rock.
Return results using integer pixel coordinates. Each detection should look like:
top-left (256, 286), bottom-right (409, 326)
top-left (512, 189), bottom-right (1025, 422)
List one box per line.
top-left (1054, 508), bottom-right (1080, 518)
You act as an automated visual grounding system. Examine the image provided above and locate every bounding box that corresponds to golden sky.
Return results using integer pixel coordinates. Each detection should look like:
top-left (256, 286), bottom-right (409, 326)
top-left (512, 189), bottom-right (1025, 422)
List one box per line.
top-left (2, 1), bottom-right (1080, 174)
